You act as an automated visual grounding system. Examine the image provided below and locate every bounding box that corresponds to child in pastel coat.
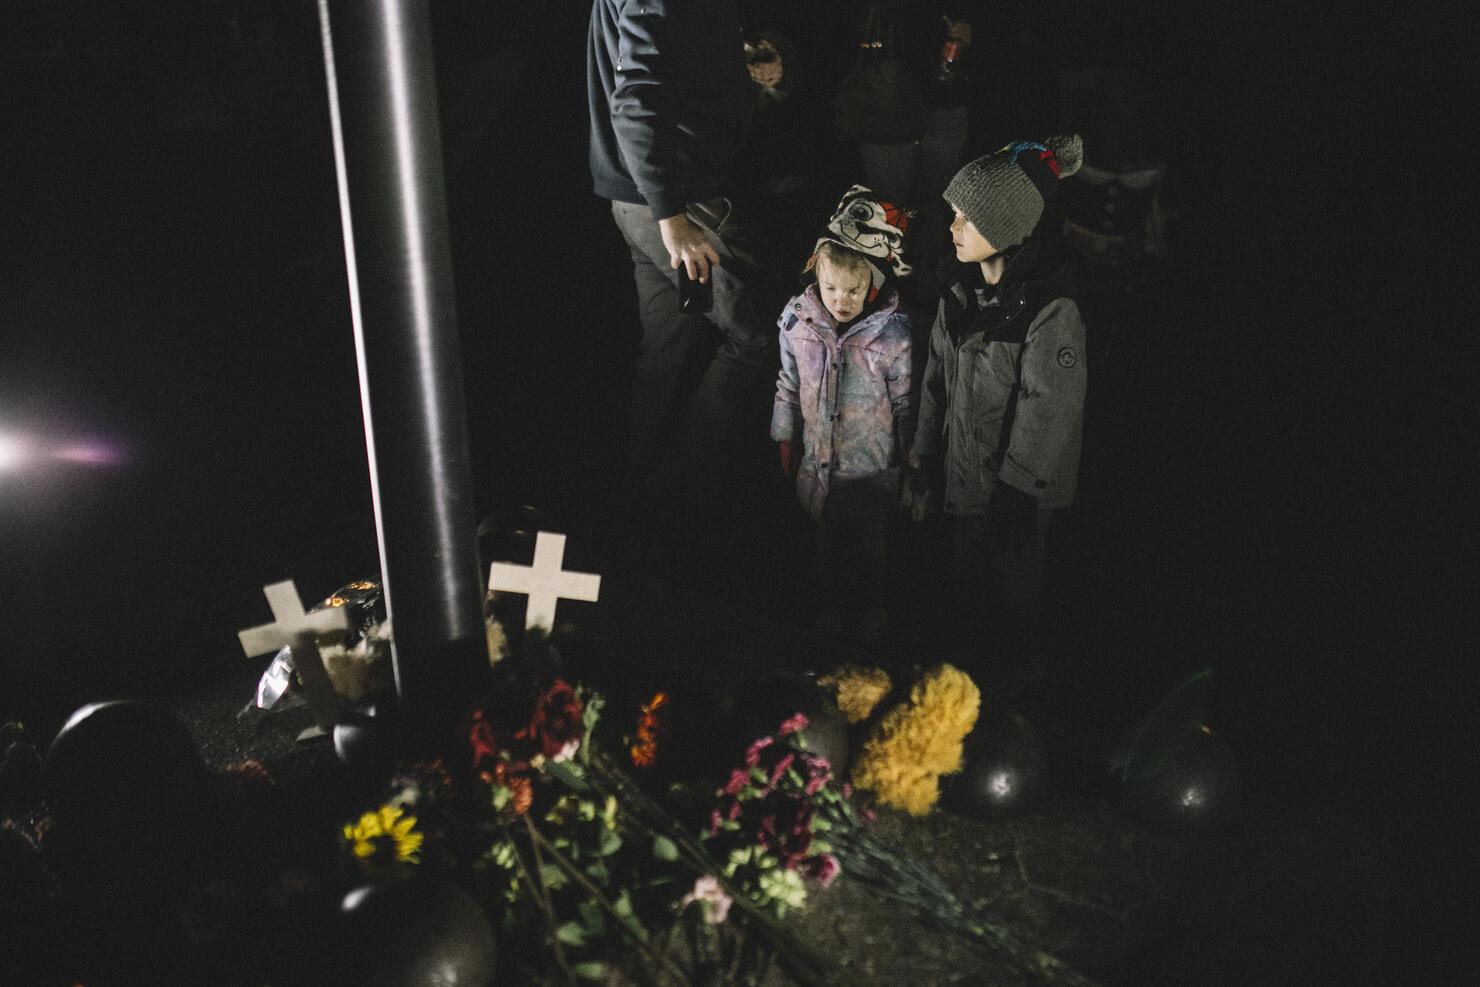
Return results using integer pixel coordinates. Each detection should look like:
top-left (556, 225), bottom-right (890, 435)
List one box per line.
top-left (771, 185), bottom-right (917, 644)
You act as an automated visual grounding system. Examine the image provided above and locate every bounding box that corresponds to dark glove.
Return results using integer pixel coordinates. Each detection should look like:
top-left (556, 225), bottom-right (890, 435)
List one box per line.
top-left (899, 465), bottom-right (932, 522)
top-left (779, 440), bottom-right (798, 479)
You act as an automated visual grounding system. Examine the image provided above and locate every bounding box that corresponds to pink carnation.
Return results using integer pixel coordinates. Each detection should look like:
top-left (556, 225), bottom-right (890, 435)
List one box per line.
top-left (811, 853), bottom-right (841, 888)
top-left (744, 735), bottom-right (774, 767)
top-left (768, 751), bottom-right (796, 789)
top-left (681, 875), bottom-right (733, 925)
top-left (778, 713), bottom-right (809, 736)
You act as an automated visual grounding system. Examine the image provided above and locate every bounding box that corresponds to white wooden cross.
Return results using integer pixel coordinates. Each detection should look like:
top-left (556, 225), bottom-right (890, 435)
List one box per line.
top-left (238, 580), bottom-right (350, 734)
top-left (487, 531), bottom-right (601, 631)
top-left (238, 580), bottom-right (352, 655)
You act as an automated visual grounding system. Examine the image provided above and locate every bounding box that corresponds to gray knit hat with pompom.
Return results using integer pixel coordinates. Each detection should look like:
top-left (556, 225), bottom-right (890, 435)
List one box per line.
top-left (944, 135), bottom-right (1084, 251)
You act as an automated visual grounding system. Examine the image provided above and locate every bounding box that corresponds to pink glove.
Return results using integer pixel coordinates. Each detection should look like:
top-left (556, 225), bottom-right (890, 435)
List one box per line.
top-left (779, 440), bottom-right (798, 479)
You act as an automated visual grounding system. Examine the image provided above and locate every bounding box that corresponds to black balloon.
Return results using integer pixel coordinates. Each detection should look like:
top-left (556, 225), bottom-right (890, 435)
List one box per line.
top-left (43, 699), bottom-right (210, 840)
top-left (943, 706), bottom-right (1046, 819)
top-left (333, 703), bottom-right (401, 768)
top-left (339, 878), bottom-right (497, 986)
top-left (1113, 668), bottom-right (1241, 832)
top-left (1119, 726), bottom-right (1241, 832)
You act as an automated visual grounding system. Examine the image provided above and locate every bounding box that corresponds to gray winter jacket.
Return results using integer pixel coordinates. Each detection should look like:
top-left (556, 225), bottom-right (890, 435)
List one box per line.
top-left (911, 242), bottom-right (1086, 513)
top-left (771, 285), bottom-right (916, 519)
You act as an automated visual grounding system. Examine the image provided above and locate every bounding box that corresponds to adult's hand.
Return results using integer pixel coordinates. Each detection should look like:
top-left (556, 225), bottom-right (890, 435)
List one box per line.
top-left (658, 213), bottom-right (721, 283)
top-left (745, 40), bottom-right (784, 89)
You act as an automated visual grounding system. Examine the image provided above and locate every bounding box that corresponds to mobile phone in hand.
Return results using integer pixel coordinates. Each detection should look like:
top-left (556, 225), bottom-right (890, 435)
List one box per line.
top-left (679, 266), bottom-right (712, 314)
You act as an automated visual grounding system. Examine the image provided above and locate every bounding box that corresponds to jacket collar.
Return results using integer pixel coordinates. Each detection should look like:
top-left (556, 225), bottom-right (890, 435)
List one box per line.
top-left (938, 233), bottom-right (1076, 343)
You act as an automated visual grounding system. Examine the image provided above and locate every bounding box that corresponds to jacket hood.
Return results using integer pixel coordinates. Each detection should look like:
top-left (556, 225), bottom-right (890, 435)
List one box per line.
top-left (936, 231), bottom-right (1080, 343)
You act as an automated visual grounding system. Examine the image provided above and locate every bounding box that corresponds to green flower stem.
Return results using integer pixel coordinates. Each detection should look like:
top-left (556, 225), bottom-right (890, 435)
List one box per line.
top-left (587, 753), bottom-right (851, 986)
top-left (826, 824), bottom-right (1099, 987)
top-left (522, 816), bottom-right (690, 985)
top-left (514, 817), bottom-right (577, 981)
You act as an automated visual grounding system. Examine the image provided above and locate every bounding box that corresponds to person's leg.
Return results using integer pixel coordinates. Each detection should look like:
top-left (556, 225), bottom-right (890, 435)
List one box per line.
top-left (947, 513), bottom-right (993, 675)
top-left (916, 106), bottom-right (969, 204)
top-left (984, 504), bottom-right (1052, 691)
top-left (609, 200), bottom-right (718, 566)
top-left (610, 200), bottom-right (714, 446)
top-left (685, 196), bottom-right (779, 433)
top-left (818, 478), bottom-right (892, 645)
top-left (909, 105), bottom-right (970, 295)
top-left (857, 141), bottom-right (921, 206)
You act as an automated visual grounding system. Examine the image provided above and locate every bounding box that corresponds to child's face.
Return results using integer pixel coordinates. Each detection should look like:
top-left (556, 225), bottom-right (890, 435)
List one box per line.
top-left (816, 258), bottom-right (870, 325)
top-left (949, 206), bottom-right (997, 263)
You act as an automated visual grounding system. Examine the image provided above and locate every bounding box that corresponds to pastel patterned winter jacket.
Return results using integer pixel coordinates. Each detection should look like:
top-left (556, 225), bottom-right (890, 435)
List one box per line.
top-left (911, 234), bottom-right (1086, 513)
top-left (771, 285), bottom-right (916, 519)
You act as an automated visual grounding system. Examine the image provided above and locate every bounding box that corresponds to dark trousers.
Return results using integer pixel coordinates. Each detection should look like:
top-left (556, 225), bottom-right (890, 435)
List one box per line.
top-left (812, 476), bottom-right (894, 643)
top-left (610, 198), bottom-right (775, 451)
top-left (609, 198), bottom-right (780, 556)
top-left (952, 506), bottom-right (1055, 677)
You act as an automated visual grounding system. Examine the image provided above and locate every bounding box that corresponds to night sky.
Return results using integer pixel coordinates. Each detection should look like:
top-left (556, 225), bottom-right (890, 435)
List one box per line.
top-left (0, 2), bottom-right (1468, 974)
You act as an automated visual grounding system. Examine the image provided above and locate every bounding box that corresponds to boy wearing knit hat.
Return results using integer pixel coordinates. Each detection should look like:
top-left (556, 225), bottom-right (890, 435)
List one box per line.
top-left (772, 185), bottom-right (918, 645)
top-left (907, 136), bottom-right (1088, 686)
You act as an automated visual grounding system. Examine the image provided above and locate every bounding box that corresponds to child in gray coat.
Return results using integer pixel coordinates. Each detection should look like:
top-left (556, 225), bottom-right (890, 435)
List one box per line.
top-left (910, 135), bottom-right (1088, 686)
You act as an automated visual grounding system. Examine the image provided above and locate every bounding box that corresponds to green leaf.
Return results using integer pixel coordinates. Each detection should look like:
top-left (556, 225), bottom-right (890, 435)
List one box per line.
top-left (546, 758), bottom-right (592, 793)
top-left (577, 899), bottom-right (606, 935)
top-left (651, 834), bottom-right (679, 862)
top-left (539, 863), bottom-right (567, 888)
top-left (555, 921), bottom-right (588, 946)
top-left (596, 826), bottom-right (623, 857)
top-left (572, 961), bottom-right (607, 980)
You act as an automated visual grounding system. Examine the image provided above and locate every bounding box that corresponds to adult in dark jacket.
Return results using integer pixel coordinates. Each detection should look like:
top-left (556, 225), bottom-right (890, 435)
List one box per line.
top-left (909, 135), bottom-right (1086, 687)
top-left (588, 0), bottom-right (779, 538)
top-left (839, 1), bottom-right (981, 297)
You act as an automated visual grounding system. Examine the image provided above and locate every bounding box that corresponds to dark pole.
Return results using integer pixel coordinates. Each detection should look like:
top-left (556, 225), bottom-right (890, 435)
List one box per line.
top-left (316, 0), bottom-right (485, 740)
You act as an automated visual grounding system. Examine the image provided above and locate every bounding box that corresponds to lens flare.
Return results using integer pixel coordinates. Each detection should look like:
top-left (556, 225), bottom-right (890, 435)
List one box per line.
top-left (0, 433), bottom-right (29, 471)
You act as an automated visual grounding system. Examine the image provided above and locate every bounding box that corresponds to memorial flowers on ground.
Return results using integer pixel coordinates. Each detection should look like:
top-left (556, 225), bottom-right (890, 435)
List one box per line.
top-left (341, 803), bottom-right (423, 864)
top-left (851, 663), bottom-right (982, 815)
top-left (701, 713), bottom-right (844, 919)
top-left (286, 579), bottom-right (1092, 984)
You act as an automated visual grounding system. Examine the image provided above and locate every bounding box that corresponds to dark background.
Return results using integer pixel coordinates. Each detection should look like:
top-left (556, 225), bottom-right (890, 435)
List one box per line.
top-left (1, 1), bottom-right (1470, 978)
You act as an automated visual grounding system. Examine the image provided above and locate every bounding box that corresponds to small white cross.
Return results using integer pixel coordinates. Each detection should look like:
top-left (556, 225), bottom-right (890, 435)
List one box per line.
top-left (487, 531), bottom-right (601, 631)
top-left (239, 580), bottom-right (351, 734)
top-left (238, 580), bottom-right (352, 657)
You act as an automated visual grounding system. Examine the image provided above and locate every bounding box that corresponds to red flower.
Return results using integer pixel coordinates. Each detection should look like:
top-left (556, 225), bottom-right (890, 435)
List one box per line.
top-left (489, 759), bottom-right (534, 815)
top-left (630, 691), bottom-right (667, 769)
top-left (723, 767), bottom-right (749, 797)
top-left (518, 680), bottom-right (585, 761)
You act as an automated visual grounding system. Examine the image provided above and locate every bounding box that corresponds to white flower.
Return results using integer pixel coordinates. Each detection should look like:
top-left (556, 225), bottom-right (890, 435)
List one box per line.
top-left (680, 875), bottom-right (733, 925)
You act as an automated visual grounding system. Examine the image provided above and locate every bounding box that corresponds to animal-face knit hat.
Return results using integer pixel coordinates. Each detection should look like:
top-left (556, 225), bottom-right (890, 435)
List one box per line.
top-left (805, 184), bottom-right (914, 302)
top-left (944, 135), bottom-right (1084, 251)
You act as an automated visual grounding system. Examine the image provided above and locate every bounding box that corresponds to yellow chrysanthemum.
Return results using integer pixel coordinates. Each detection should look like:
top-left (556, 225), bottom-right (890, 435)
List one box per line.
top-left (817, 664), bottom-right (893, 723)
top-left (342, 803), bottom-right (424, 863)
top-left (850, 664), bottom-right (980, 815)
